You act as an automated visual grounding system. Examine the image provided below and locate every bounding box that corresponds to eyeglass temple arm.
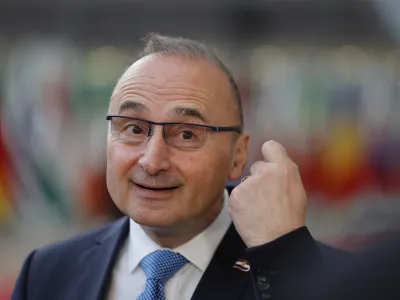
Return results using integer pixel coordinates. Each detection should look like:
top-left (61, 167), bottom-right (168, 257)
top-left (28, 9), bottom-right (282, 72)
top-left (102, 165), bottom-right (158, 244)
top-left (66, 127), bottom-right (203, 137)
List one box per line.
top-left (214, 126), bottom-right (242, 133)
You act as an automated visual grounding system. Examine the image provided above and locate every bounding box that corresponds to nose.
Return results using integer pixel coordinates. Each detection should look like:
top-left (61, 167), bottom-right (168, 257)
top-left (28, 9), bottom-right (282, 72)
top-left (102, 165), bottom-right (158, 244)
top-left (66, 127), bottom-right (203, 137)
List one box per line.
top-left (138, 126), bottom-right (172, 176)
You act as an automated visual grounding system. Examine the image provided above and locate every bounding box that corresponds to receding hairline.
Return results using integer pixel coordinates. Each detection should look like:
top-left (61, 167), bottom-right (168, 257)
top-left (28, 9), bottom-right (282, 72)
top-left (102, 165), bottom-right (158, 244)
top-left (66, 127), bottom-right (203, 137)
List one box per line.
top-left (111, 34), bottom-right (243, 127)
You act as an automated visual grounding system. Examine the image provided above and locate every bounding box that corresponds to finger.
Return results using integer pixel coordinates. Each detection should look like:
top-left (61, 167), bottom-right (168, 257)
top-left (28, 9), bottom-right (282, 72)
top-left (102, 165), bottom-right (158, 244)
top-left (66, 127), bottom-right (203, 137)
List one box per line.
top-left (262, 140), bottom-right (292, 163)
top-left (250, 161), bottom-right (265, 175)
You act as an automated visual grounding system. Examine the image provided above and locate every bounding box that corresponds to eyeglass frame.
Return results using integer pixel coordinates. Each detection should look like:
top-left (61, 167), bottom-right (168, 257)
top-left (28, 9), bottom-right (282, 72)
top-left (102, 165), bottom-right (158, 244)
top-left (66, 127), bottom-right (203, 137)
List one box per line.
top-left (106, 115), bottom-right (242, 147)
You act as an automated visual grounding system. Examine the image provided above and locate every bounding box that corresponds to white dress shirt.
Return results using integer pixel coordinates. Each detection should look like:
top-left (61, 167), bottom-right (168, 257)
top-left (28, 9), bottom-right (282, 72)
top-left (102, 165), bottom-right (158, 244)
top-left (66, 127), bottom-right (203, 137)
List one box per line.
top-left (107, 189), bottom-right (231, 300)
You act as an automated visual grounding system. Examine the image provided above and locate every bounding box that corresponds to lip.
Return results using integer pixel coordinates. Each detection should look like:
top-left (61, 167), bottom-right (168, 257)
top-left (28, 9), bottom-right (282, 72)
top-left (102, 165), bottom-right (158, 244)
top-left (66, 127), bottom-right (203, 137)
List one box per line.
top-left (131, 182), bottom-right (179, 199)
top-left (135, 182), bottom-right (179, 190)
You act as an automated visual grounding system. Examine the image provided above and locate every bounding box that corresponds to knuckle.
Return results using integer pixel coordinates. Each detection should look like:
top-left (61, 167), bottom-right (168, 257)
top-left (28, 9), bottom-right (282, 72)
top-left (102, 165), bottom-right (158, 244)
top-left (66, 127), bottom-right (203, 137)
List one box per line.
top-left (275, 163), bottom-right (292, 176)
top-left (257, 164), bottom-right (270, 175)
top-left (250, 161), bottom-right (264, 174)
top-left (228, 202), bottom-right (238, 214)
top-left (227, 204), bottom-right (234, 215)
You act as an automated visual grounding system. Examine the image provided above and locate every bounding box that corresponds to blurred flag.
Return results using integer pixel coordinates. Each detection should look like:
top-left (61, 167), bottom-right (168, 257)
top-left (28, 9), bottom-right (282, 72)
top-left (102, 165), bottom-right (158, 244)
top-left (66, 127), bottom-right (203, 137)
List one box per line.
top-left (3, 38), bottom-right (76, 223)
top-left (0, 130), bottom-right (16, 224)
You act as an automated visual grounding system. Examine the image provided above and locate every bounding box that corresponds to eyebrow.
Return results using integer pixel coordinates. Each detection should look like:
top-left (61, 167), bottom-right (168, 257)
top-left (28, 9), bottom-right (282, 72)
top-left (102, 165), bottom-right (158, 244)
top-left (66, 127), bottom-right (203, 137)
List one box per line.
top-left (118, 101), bottom-right (148, 114)
top-left (169, 106), bottom-right (208, 123)
top-left (117, 100), bottom-right (207, 123)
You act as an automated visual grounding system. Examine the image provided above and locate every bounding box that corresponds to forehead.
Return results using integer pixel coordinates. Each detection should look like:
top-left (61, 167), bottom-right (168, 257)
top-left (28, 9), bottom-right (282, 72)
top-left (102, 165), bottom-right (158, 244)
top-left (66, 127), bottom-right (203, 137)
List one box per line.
top-left (110, 54), bottom-right (235, 121)
top-left (119, 54), bottom-right (228, 91)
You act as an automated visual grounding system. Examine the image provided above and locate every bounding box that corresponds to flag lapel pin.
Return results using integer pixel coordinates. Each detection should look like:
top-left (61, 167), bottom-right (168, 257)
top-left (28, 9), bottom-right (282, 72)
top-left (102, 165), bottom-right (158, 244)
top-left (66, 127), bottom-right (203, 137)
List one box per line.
top-left (233, 259), bottom-right (250, 272)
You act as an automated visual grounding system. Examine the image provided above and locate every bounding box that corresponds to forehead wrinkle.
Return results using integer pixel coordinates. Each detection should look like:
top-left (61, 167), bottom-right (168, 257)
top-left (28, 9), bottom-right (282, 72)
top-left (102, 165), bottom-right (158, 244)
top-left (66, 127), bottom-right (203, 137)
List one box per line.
top-left (115, 85), bottom-right (211, 107)
top-left (158, 80), bottom-right (213, 99)
top-left (113, 79), bottom-right (215, 108)
top-left (113, 77), bottom-right (158, 96)
top-left (118, 73), bottom-right (214, 98)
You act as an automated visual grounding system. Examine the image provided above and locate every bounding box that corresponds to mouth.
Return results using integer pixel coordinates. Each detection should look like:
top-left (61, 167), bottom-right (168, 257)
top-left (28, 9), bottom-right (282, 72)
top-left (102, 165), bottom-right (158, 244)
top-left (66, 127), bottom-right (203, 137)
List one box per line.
top-left (133, 182), bottom-right (179, 191)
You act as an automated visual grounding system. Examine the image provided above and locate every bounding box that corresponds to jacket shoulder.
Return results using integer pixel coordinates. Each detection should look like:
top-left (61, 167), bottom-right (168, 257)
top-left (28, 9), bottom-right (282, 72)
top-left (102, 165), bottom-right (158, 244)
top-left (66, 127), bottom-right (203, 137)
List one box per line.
top-left (12, 217), bottom-right (128, 300)
top-left (316, 241), bottom-right (357, 266)
top-left (33, 217), bottom-right (127, 262)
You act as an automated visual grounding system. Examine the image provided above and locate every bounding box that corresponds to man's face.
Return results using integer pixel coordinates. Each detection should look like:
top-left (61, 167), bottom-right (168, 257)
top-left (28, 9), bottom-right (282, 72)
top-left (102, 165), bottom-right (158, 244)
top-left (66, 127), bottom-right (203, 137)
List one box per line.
top-left (106, 54), bottom-right (249, 229)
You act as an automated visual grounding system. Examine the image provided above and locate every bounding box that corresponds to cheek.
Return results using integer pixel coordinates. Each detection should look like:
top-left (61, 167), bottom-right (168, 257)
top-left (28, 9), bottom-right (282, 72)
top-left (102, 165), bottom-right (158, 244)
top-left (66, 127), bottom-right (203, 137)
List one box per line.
top-left (107, 141), bottom-right (140, 179)
top-left (174, 146), bottom-right (233, 186)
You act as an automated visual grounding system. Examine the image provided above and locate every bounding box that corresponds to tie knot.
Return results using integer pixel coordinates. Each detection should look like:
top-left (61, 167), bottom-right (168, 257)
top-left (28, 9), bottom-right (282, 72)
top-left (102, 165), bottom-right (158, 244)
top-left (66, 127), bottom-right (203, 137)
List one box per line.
top-left (140, 250), bottom-right (188, 284)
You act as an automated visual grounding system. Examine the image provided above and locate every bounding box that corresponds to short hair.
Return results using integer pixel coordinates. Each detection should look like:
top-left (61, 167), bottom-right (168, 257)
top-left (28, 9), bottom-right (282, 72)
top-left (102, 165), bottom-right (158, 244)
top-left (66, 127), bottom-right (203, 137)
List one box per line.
top-left (138, 33), bottom-right (243, 127)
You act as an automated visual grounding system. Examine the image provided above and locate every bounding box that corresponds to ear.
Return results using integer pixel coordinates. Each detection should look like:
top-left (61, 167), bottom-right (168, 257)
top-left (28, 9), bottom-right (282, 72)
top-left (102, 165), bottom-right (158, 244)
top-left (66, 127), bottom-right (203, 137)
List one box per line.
top-left (228, 133), bottom-right (250, 181)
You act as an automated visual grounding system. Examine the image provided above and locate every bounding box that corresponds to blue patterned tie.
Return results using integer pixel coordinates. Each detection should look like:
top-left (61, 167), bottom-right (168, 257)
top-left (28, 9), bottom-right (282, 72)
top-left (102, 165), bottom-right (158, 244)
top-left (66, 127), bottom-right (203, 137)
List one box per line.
top-left (137, 250), bottom-right (188, 300)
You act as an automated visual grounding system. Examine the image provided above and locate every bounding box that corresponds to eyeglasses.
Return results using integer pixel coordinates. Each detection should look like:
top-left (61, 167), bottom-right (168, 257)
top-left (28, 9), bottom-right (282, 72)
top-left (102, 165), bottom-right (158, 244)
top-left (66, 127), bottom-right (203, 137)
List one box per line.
top-left (106, 115), bottom-right (242, 149)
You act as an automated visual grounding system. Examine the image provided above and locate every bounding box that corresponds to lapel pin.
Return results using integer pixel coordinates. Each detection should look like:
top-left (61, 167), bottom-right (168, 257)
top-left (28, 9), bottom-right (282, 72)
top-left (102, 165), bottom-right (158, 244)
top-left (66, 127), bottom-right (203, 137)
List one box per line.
top-left (233, 259), bottom-right (250, 272)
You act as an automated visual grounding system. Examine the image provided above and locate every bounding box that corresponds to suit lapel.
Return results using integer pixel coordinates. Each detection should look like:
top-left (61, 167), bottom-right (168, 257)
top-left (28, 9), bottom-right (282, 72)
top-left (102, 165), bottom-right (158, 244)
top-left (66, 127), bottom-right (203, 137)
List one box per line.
top-left (191, 223), bottom-right (253, 300)
top-left (75, 217), bottom-right (129, 300)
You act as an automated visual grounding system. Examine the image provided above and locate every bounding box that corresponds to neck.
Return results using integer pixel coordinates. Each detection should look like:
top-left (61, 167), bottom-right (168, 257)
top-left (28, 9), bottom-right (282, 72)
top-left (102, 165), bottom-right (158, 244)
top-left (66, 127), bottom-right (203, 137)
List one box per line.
top-left (142, 194), bottom-right (225, 249)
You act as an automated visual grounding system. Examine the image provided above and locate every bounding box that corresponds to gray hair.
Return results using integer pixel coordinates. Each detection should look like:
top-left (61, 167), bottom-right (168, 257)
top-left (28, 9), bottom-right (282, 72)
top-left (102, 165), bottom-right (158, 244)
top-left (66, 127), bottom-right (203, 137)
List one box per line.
top-left (138, 33), bottom-right (244, 127)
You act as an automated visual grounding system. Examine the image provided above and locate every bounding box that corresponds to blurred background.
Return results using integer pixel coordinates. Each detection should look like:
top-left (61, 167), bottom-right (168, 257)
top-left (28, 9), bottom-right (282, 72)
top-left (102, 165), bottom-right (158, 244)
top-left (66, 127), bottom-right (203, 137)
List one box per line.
top-left (1, 0), bottom-right (400, 297)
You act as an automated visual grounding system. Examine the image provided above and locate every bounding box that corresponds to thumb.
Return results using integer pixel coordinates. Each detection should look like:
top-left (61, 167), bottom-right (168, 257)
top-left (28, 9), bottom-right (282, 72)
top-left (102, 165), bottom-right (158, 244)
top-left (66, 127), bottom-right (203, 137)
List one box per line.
top-left (262, 140), bottom-right (290, 163)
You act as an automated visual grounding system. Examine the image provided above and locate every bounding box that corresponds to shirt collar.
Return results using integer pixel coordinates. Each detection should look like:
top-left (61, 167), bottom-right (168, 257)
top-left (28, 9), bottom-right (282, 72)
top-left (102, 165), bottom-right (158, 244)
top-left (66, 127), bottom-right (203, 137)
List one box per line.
top-left (128, 189), bottom-right (231, 273)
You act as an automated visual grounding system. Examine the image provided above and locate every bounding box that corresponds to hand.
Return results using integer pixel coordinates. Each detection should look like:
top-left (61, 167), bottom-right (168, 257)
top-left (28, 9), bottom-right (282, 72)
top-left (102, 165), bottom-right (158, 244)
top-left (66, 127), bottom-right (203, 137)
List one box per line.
top-left (228, 140), bottom-right (307, 248)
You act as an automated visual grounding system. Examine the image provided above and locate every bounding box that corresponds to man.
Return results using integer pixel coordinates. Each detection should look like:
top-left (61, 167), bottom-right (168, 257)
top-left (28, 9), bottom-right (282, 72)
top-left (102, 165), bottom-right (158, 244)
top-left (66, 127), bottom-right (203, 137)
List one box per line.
top-left (11, 33), bottom-right (353, 300)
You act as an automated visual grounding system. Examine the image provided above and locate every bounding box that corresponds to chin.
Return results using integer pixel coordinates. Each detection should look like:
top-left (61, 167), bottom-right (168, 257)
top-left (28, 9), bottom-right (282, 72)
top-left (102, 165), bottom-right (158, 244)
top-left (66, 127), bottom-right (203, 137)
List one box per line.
top-left (127, 206), bottom-right (179, 228)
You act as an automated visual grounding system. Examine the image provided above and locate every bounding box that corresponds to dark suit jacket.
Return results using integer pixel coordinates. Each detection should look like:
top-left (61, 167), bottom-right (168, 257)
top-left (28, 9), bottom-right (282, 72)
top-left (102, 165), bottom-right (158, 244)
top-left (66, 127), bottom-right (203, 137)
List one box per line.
top-left (11, 217), bottom-right (355, 300)
top-left (11, 187), bottom-right (355, 300)
top-left (285, 235), bottom-right (400, 300)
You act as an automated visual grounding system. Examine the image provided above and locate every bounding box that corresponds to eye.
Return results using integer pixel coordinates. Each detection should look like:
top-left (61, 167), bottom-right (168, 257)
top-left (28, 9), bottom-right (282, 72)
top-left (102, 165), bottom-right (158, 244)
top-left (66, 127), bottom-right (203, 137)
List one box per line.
top-left (180, 130), bottom-right (194, 140)
top-left (126, 124), bottom-right (144, 135)
top-left (166, 124), bottom-right (204, 145)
